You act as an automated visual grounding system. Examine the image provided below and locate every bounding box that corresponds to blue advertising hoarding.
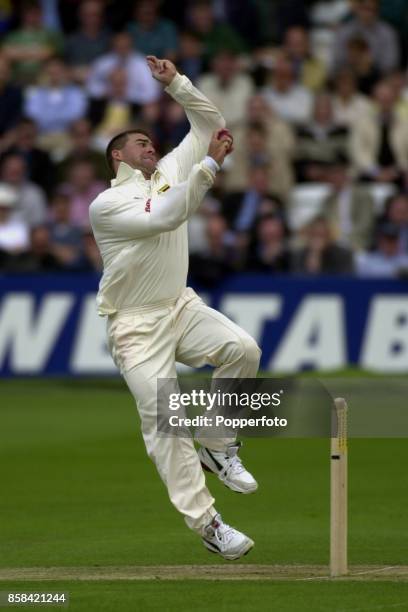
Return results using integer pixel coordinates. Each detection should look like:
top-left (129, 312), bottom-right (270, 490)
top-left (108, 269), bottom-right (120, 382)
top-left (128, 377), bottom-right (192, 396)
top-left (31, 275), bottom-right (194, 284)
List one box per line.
top-left (0, 274), bottom-right (407, 375)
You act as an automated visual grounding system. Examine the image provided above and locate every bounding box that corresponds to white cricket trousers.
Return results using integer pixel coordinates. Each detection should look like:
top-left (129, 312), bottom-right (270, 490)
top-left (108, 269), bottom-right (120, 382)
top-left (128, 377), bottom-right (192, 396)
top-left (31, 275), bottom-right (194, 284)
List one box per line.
top-left (106, 287), bottom-right (261, 534)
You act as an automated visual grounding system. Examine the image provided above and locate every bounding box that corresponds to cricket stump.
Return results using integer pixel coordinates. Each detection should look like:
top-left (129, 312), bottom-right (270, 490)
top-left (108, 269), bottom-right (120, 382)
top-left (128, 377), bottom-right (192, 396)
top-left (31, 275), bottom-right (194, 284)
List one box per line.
top-left (330, 397), bottom-right (348, 577)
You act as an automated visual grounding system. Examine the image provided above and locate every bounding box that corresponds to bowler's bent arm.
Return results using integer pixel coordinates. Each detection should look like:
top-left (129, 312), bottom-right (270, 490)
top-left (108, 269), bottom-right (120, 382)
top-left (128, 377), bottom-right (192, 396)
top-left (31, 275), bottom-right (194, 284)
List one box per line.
top-left (90, 160), bottom-right (216, 240)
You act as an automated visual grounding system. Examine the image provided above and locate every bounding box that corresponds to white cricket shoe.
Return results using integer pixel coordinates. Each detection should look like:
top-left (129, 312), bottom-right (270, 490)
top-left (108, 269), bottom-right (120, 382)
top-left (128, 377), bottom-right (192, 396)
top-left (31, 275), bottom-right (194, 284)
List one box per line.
top-left (202, 513), bottom-right (254, 560)
top-left (198, 442), bottom-right (258, 494)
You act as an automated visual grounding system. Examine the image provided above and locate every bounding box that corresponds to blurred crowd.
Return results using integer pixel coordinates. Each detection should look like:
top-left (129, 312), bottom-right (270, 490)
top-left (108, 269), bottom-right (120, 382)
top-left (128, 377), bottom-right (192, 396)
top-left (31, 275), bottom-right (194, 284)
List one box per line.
top-left (1, 0), bottom-right (408, 283)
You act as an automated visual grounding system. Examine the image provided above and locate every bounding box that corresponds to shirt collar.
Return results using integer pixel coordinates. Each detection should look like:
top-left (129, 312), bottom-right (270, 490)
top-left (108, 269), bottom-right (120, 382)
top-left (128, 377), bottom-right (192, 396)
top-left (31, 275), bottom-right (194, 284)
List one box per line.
top-left (111, 162), bottom-right (159, 187)
top-left (111, 162), bottom-right (142, 186)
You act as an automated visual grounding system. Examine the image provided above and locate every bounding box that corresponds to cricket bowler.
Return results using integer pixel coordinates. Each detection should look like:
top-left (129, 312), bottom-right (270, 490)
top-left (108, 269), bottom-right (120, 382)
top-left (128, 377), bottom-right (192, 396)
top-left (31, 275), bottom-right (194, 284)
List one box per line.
top-left (89, 56), bottom-right (261, 560)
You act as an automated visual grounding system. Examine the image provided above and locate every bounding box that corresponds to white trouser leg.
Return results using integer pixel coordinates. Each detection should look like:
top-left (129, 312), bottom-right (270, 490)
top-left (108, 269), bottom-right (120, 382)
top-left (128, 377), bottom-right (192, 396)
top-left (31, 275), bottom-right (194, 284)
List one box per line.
top-left (107, 307), bottom-right (217, 534)
top-left (174, 288), bottom-right (261, 452)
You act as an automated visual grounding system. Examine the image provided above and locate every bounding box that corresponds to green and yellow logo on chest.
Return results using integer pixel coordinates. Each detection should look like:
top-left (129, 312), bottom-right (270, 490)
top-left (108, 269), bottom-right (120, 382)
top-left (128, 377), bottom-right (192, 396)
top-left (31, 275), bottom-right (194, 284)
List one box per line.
top-left (157, 184), bottom-right (170, 194)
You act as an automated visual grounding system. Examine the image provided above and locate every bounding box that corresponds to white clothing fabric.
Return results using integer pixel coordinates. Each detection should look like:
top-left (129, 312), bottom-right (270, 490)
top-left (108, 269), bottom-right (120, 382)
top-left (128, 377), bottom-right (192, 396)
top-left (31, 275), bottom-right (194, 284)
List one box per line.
top-left (0, 218), bottom-right (29, 252)
top-left (90, 72), bottom-right (261, 534)
top-left (262, 85), bottom-right (313, 125)
top-left (90, 73), bottom-right (225, 315)
top-left (11, 182), bottom-right (47, 227)
top-left (110, 287), bottom-right (260, 533)
top-left (356, 251), bottom-right (408, 278)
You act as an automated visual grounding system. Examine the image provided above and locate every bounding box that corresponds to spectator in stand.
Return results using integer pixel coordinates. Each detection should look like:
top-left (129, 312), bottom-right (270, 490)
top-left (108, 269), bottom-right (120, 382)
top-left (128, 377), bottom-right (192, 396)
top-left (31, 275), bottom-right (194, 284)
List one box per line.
top-left (223, 165), bottom-right (280, 232)
top-left (292, 216), bottom-right (354, 274)
top-left (248, 213), bottom-right (291, 273)
top-left (189, 213), bottom-right (240, 287)
top-left (127, 0), bottom-right (179, 61)
top-left (386, 70), bottom-right (408, 120)
top-left (196, 50), bottom-right (254, 128)
top-left (86, 31), bottom-right (161, 105)
top-left (350, 79), bottom-right (408, 183)
top-left (13, 225), bottom-right (64, 272)
top-left (0, 184), bottom-right (29, 266)
top-left (188, 191), bottom-right (223, 256)
top-left (223, 95), bottom-right (295, 199)
top-left (59, 157), bottom-right (106, 229)
top-left (0, 153), bottom-right (47, 227)
top-left (154, 99), bottom-right (189, 153)
top-left (344, 37), bottom-right (380, 95)
top-left (332, 0), bottom-right (400, 75)
top-left (256, 195), bottom-right (285, 218)
top-left (56, 119), bottom-right (107, 183)
top-left (47, 192), bottom-right (84, 269)
top-left (3, 118), bottom-right (56, 195)
top-left (331, 67), bottom-right (373, 128)
top-left (178, 30), bottom-right (204, 83)
top-left (136, 101), bottom-right (162, 145)
top-left (356, 222), bottom-right (408, 277)
top-left (283, 26), bottom-right (327, 91)
top-left (187, 0), bottom-right (246, 63)
top-left (262, 51), bottom-right (313, 126)
top-left (0, 56), bottom-right (23, 143)
top-left (91, 68), bottom-right (138, 151)
top-left (295, 92), bottom-right (349, 182)
top-left (321, 155), bottom-right (375, 250)
top-left (378, 193), bottom-right (408, 253)
top-left (65, 0), bottom-right (111, 84)
top-left (82, 230), bottom-right (103, 272)
top-left (24, 57), bottom-right (88, 157)
top-left (273, 0), bottom-right (310, 41)
top-left (2, 0), bottom-right (63, 84)
top-left (213, 0), bottom-right (262, 49)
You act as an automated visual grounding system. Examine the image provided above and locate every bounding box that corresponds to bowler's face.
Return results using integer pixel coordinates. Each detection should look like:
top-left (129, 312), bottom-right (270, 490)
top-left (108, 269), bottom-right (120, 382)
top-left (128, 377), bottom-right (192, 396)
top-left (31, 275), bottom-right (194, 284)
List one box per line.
top-left (116, 133), bottom-right (158, 176)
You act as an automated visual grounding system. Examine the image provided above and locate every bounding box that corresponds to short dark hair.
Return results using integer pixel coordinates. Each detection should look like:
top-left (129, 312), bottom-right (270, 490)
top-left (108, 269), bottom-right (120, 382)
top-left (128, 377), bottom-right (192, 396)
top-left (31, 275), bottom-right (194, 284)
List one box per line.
top-left (105, 129), bottom-right (152, 175)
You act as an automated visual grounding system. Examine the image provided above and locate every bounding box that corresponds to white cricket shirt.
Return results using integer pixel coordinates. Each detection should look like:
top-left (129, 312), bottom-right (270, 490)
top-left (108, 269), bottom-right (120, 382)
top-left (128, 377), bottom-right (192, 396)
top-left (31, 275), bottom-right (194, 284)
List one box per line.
top-left (89, 73), bottom-right (225, 315)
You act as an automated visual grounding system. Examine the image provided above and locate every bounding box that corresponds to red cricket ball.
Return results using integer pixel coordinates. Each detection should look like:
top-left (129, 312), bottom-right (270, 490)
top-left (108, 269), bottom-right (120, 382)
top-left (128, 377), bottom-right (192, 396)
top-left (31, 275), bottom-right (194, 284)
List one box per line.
top-left (217, 129), bottom-right (233, 152)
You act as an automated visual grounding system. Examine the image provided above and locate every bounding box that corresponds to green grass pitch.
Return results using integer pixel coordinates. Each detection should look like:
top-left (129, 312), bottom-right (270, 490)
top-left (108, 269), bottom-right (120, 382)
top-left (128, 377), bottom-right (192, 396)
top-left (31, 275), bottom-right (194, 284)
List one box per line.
top-left (0, 377), bottom-right (407, 611)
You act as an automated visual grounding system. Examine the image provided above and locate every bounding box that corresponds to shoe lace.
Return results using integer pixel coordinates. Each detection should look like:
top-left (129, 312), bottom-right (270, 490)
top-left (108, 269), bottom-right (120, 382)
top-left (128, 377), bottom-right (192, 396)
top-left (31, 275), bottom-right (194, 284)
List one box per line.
top-left (223, 454), bottom-right (245, 478)
top-left (212, 517), bottom-right (236, 545)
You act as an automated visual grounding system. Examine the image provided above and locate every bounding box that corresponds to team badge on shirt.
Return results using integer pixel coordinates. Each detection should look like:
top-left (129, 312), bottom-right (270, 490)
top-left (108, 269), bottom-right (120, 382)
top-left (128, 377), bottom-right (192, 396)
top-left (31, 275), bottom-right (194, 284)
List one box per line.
top-left (145, 198), bottom-right (151, 213)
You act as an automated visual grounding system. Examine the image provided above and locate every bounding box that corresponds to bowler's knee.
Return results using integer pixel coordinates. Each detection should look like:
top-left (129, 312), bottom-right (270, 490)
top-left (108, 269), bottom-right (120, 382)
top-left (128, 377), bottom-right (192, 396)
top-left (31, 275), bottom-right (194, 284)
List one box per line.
top-left (243, 335), bottom-right (262, 368)
top-left (226, 335), bottom-right (262, 368)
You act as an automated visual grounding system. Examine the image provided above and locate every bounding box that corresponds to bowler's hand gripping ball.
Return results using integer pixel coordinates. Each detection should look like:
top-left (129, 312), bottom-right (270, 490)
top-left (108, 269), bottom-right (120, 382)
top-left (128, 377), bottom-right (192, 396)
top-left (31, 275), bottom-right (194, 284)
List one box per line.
top-left (217, 128), bottom-right (234, 153)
